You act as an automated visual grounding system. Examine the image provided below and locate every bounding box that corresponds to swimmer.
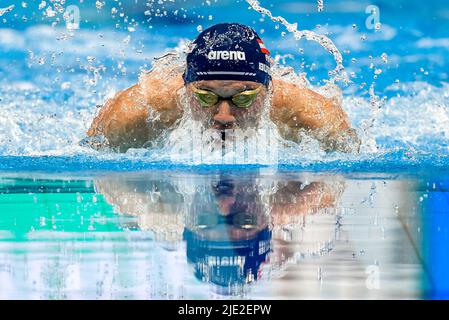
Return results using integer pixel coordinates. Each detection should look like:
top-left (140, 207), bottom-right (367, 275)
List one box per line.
top-left (85, 23), bottom-right (360, 153)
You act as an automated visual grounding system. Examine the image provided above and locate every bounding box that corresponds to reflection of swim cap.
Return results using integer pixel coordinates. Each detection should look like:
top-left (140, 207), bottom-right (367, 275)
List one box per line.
top-left (183, 23), bottom-right (271, 86)
top-left (183, 227), bottom-right (271, 289)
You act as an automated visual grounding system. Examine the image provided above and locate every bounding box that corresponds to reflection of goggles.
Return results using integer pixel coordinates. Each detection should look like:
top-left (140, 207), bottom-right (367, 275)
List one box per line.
top-left (192, 86), bottom-right (261, 108)
top-left (212, 180), bottom-right (234, 195)
top-left (193, 212), bottom-right (260, 231)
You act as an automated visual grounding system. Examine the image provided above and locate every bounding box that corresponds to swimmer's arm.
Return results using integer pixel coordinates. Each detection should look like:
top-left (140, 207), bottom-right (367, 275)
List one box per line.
top-left (85, 67), bottom-right (184, 152)
top-left (270, 79), bottom-right (360, 153)
top-left (94, 177), bottom-right (184, 238)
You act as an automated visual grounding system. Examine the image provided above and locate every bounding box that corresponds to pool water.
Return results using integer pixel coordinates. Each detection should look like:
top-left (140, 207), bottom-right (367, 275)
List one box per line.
top-left (1, 0), bottom-right (449, 168)
top-left (1, 170), bottom-right (448, 299)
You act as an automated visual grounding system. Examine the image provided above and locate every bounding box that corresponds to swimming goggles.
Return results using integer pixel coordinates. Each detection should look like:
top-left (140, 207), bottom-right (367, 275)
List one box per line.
top-left (192, 86), bottom-right (261, 108)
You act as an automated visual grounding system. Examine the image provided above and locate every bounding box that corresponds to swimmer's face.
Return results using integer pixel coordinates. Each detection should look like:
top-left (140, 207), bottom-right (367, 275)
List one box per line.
top-left (186, 178), bottom-right (269, 241)
top-left (187, 80), bottom-right (268, 131)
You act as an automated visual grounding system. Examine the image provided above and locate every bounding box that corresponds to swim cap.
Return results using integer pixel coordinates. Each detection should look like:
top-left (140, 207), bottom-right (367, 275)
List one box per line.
top-left (183, 227), bottom-right (271, 289)
top-left (183, 23), bottom-right (271, 86)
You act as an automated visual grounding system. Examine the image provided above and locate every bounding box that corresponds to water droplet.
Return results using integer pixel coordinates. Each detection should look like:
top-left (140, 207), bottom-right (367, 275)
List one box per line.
top-left (96, 1), bottom-right (105, 10)
top-left (38, 1), bottom-right (46, 10)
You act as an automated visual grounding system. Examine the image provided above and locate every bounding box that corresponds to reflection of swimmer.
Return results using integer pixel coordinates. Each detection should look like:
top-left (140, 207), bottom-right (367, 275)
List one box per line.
top-left (183, 178), bottom-right (271, 294)
top-left (84, 23), bottom-right (360, 153)
top-left (94, 173), bottom-right (345, 293)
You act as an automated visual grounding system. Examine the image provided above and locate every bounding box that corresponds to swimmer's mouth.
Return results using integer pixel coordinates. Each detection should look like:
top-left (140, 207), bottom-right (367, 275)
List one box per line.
top-left (213, 124), bottom-right (235, 141)
top-left (213, 123), bottom-right (235, 131)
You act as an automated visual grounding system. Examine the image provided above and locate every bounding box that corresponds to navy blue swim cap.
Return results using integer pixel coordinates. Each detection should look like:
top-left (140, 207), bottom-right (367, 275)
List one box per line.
top-left (183, 23), bottom-right (271, 86)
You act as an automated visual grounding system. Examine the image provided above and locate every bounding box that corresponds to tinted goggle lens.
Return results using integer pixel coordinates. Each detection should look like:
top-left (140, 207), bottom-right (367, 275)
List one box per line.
top-left (193, 87), bottom-right (260, 108)
top-left (195, 91), bottom-right (219, 107)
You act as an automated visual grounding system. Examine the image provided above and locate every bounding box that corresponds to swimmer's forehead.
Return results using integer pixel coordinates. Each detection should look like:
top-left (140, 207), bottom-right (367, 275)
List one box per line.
top-left (190, 80), bottom-right (262, 92)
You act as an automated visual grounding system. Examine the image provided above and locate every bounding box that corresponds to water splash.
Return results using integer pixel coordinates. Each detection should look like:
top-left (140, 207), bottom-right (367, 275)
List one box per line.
top-left (245, 0), bottom-right (348, 84)
top-left (358, 82), bottom-right (386, 153)
top-left (1, 3), bottom-right (449, 170)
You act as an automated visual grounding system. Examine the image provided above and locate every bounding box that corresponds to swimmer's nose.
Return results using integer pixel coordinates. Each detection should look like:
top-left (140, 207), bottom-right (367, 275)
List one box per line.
top-left (213, 100), bottom-right (236, 126)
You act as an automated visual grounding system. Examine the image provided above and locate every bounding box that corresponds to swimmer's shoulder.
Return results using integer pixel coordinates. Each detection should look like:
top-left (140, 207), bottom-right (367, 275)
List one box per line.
top-left (138, 67), bottom-right (185, 112)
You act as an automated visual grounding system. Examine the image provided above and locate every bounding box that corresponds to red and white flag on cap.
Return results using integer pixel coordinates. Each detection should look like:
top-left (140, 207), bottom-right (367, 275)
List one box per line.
top-left (257, 38), bottom-right (270, 55)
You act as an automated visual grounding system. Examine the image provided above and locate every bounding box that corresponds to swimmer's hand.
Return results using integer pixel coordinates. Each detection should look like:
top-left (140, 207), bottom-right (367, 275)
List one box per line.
top-left (324, 127), bottom-right (361, 154)
top-left (271, 79), bottom-right (360, 153)
top-left (78, 134), bottom-right (109, 151)
top-left (86, 66), bottom-right (184, 153)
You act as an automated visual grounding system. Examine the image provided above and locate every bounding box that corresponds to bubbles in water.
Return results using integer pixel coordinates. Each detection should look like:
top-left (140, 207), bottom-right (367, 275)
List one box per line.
top-left (317, 0), bottom-right (324, 12)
